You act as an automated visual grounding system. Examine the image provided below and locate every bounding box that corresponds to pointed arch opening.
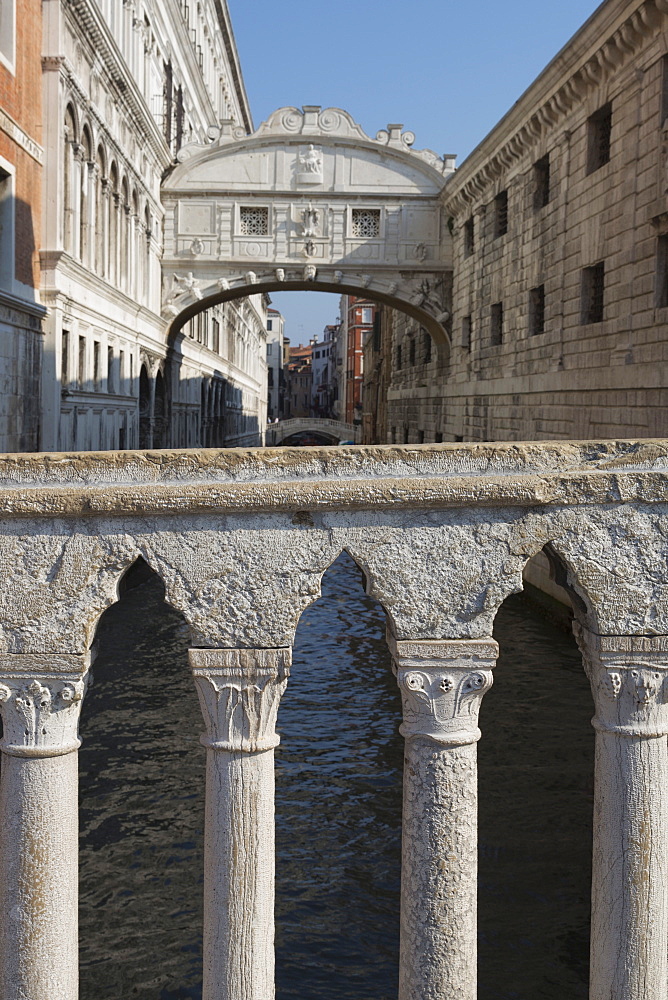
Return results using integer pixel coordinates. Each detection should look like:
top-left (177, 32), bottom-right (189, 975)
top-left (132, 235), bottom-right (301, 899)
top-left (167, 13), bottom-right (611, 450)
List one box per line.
top-left (79, 556), bottom-right (204, 998)
top-left (275, 551), bottom-right (402, 1000)
top-left (476, 545), bottom-right (593, 999)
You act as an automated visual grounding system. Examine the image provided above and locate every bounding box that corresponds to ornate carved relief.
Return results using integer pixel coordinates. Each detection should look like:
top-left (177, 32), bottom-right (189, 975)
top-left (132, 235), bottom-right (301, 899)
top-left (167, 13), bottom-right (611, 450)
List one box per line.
top-left (0, 659), bottom-right (88, 758)
top-left (189, 648), bottom-right (291, 752)
top-left (390, 638), bottom-right (498, 745)
top-left (575, 626), bottom-right (668, 737)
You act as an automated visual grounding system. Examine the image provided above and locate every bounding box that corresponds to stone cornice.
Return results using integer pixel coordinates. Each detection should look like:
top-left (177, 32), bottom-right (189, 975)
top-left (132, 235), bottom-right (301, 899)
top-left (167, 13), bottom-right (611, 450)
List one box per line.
top-left (0, 440), bottom-right (666, 516)
top-left (61, 0), bottom-right (169, 166)
top-left (443, 0), bottom-right (665, 215)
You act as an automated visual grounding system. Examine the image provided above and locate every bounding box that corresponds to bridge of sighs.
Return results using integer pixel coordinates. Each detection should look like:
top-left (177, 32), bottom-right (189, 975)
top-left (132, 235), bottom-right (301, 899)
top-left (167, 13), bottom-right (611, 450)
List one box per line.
top-left (159, 105), bottom-right (456, 352)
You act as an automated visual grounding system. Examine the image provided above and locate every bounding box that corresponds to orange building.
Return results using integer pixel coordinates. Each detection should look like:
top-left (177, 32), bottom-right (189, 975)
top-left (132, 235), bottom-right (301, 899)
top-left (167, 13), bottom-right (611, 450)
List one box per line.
top-left (343, 296), bottom-right (376, 425)
top-left (286, 343), bottom-right (313, 417)
top-left (0, 0), bottom-right (44, 450)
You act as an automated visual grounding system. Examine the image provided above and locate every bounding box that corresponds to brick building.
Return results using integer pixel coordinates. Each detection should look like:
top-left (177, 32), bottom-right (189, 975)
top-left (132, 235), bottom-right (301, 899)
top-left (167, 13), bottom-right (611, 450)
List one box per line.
top-left (376, 0), bottom-right (668, 445)
top-left (0, 0), bottom-right (45, 451)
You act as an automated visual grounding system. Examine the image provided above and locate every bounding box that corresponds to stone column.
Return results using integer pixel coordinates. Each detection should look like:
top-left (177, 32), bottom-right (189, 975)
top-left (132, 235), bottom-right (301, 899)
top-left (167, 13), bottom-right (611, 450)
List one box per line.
top-left (0, 653), bottom-right (89, 1000)
top-left (389, 636), bottom-right (498, 1000)
top-left (189, 647), bottom-right (291, 1000)
top-left (576, 628), bottom-right (668, 1000)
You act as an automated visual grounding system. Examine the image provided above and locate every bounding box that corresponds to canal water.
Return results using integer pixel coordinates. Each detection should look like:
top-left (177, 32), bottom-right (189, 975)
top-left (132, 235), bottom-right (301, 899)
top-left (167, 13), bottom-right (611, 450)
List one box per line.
top-left (79, 553), bottom-right (593, 1000)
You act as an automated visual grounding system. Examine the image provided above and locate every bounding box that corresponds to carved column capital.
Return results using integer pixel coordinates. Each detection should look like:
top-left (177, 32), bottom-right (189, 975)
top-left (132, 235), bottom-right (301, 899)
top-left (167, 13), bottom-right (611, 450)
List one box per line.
top-left (575, 625), bottom-right (668, 737)
top-left (388, 637), bottom-right (498, 746)
top-left (189, 647), bottom-right (291, 752)
top-left (0, 653), bottom-right (90, 758)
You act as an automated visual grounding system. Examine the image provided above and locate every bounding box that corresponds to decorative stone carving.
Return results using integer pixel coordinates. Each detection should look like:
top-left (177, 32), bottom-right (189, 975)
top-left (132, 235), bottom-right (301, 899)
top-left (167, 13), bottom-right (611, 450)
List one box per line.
top-left (275, 268), bottom-right (285, 281)
top-left (390, 638), bottom-right (497, 745)
top-left (575, 627), bottom-right (668, 737)
top-left (172, 271), bottom-right (202, 299)
top-left (297, 144), bottom-right (323, 184)
top-left (0, 655), bottom-right (89, 758)
top-left (303, 264), bottom-right (317, 281)
top-left (189, 648), bottom-right (291, 752)
top-left (301, 204), bottom-right (319, 236)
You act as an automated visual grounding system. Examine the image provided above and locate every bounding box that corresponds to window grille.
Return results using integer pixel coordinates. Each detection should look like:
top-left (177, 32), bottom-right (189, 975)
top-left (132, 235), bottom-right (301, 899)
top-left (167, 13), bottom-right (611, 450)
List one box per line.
top-left (529, 285), bottom-right (546, 336)
top-left (464, 217), bottom-right (474, 256)
top-left (587, 104), bottom-right (612, 174)
top-left (533, 155), bottom-right (550, 210)
top-left (581, 263), bottom-right (605, 324)
top-left (239, 207), bottom-right (269, 236)
top-left (494, 191), bottom-right (508, 238)
top-left (352, 209), bottom-right (380, 238)
top-left (656, 235), bottom-right (668, 308)
top-left (490, 302), bottom-right (503, 345)
top-left (461, 315), bottom-right (472, 351)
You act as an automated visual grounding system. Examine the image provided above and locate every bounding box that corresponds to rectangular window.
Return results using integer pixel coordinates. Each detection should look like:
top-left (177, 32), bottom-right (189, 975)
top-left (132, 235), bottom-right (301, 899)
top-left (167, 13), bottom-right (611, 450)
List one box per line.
top-left (0, 166), bottom-right (13, 290)
top-left (587, 103), bottom-right (612, 174)
top-left (490, 302), bottom-right (503, 345)
top-left (494, 190), bottom-right (508, 238)
top-left (372, 312), bottom-right (381, 352)
top-left (107, 346), bottom-right (115, 393)
top-left (435, 432), bottom-right (443, 443)
top-left (533, 155), bottom-right (550, 210)
top-left (463, 216), bottom-right (474, 256)
top-left (93, 341), bottom-right (101, 388)
top-left (409, 338), bottom-right (416, 366)
top-left (361, 307), bottom-right (373, 324)
top-left (119, 350), bottom-right (126, 392)
top-left (396, 344), bottom-right (402, 369)
top-left (461, 315), bottom-right (472, 351)
top-left (391, 426), bottom-right (396, 443)
top-left (267, 319), bottom-right (273, 331)
top-left (351, 208), bottom-right (381, 238)
top-left (422, 327), bottom-right (432, 363)
top-left (0, 0), bottom-right (16, 71)
top-left (529, 284), bottom-right (546, 336)
top-left (581, 262), bottom-right (605, 324)
top-left (657, 235), bottom-right (668, 308)
top-left (61, 330), bottom-right (69, 384)
top-left (213, 318), bottom-right (220, 354)
top-left (239, 206), bottom-right (269, 236)
top-left (417, 430), bottom-right (425, 444)
top-left (78, 336), bottom-right (86, 387)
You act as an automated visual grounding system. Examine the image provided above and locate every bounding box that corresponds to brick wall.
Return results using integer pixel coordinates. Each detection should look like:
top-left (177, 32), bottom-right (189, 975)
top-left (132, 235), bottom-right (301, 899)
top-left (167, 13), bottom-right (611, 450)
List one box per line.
top-left (384, 0), bottom-right (668, 445)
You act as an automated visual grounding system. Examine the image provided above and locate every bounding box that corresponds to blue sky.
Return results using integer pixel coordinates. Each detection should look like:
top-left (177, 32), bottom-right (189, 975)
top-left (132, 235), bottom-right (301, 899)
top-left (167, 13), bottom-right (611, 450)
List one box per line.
top-left (228, 0), bottom-right (602, 342)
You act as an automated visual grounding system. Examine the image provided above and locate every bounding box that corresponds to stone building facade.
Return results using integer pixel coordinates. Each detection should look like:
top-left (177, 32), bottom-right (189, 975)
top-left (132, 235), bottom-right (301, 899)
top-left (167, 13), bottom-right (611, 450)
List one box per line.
top-left (379, 0), bottom-right (668, 445)
top-left (38, 0), bottom-right (266, 452)
top-left (0, 0), bottom-right (45, 452)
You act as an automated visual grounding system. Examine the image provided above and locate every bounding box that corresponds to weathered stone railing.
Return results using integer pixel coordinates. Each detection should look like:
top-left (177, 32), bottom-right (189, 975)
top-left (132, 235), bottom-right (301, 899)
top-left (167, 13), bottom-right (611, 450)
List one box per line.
top-left (0, 439), bottom-right (667, 1000)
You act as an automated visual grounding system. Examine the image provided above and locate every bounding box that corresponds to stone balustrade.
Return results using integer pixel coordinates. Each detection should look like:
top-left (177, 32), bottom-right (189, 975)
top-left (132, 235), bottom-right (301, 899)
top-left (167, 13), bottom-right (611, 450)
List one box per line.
top-left (0, 439), bottom-right (667, 999)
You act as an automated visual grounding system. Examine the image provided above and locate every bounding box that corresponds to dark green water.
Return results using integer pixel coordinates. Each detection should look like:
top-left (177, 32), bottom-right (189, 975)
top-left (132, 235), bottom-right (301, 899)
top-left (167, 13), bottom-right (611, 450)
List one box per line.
top-left (79, 554), bottom-right (592, 999)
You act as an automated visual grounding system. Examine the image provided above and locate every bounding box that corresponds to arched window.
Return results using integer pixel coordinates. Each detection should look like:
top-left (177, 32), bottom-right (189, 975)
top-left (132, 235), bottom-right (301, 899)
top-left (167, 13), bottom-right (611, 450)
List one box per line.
top-left (79, 125), bottom-right (93, 266)
top-left (120, 176), bottom-right (129, 292)
top-left (108, 163), bottom-right (119, 285)
top-left (63, 105), bottom-right (78, 254)
top-left (130, 188), bottom-right (139, 299)
top-left (143, 205), bottom-right (151, 305)
top-left (95, 144), bottom-right (107, 276)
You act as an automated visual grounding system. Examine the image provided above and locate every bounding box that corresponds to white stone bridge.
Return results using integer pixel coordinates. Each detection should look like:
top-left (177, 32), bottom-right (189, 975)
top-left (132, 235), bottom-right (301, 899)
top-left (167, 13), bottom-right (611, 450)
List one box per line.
top-left (265, 417), bottom-right (359, 446)
top-left (159, 106), bottom-right (455, 355)
top-left (0, 440), bottom-right (667, 999)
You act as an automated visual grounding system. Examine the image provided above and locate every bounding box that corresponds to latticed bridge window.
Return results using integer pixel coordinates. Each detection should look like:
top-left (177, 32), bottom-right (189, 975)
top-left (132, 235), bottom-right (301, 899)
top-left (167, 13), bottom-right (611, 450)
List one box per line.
top-left (239, 206), bottom-right (269, 236)
top-left (352, 208), bottom-right (381, 238)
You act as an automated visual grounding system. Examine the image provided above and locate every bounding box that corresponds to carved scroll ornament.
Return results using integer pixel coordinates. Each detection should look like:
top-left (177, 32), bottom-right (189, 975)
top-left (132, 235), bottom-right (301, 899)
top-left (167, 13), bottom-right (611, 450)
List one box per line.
top-left (190, 648), bottom-right (291, 752)
top-left (0, 676), bottom-right (86, 757)
top-left (391, 638), bottom-right (498, 746)
top-left (575, 626), bottom-right (668, 737)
